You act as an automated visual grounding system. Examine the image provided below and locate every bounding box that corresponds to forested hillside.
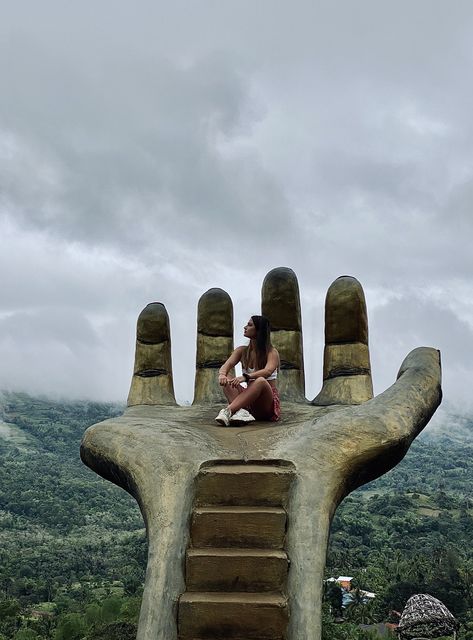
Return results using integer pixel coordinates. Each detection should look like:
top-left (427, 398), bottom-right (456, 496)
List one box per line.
top-left (324, 430), bottom-right (473, 639)
top-left (0, 392), bottom-right (472, 639)
top-left (0, 393), bottom-right (145, 640)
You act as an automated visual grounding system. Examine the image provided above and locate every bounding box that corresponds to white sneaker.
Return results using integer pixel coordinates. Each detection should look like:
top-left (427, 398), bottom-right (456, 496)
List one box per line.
top-left (230, 409), bottom-right (256, 425)
top-left (215, 407), bottom-right (232, 426)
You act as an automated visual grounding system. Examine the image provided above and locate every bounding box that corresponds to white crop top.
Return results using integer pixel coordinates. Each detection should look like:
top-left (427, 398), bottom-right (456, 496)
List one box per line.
top-left (242, 366), bottom-right (278, 381)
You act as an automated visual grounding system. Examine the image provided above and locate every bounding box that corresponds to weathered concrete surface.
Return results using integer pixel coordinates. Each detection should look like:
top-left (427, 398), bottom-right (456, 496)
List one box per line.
top-left (180, 460), bottom-right (293, 637)
top-left (81, 268), bottom-right (442, 640)
top-left (81, 348), bottom-right (440, 639)
top-left (196, 463), bottom-right (295, 507)
top-left (178, 591), bottom-right (288, 639)
top-left (186, 548), bottom-right (289, 592)
top-left (192, 505), bottom-right (287, 548)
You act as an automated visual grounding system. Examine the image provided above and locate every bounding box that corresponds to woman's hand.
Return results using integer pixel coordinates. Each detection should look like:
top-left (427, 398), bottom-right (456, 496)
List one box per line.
top-left (230, 376), bottom-right (245, 388)
top-left (218, 374), bottom-right (228, 386)
top-left (217, 347), bottom-right (246, 388)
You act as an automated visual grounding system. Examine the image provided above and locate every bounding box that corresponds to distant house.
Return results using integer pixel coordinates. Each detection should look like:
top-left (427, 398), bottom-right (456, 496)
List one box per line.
top-left (325, 575), bottom-right (353, 590)
top-left (325, 576), bottom-right (376, 608)
top-left (336, 576), bottom-right (353, 590)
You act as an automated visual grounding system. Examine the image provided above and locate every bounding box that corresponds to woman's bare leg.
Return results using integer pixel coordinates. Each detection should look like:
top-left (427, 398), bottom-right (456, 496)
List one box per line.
top-left (222, 384), bottom-right (242, 404)
top-left (228, 378), bottom-right (274, 416)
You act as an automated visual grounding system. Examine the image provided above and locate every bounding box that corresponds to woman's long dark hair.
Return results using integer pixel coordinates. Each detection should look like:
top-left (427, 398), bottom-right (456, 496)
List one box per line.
top-left (244, 315), bottom-right (272, 370)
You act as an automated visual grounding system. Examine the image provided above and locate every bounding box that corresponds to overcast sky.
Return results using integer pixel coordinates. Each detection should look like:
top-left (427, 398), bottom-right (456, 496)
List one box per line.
top-left (1, 1), bottom-right (473, 417)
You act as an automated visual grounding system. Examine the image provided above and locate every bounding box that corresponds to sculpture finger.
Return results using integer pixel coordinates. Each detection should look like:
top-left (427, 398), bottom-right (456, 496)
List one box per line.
top-left (335, 346), bottom-right (441, 492)
top-left (312, 275), bottom-right (373, 405)
top-left (261, 267), bottom-right (305, 401)
top-left (193, 288), bottom-right (234, 404)
top-left (127, 302), bottom-right (176, 406)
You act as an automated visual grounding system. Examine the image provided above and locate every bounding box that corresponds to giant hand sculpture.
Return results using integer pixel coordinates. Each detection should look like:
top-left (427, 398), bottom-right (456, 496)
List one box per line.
top-left (81, 268), bottom-right (441, 640)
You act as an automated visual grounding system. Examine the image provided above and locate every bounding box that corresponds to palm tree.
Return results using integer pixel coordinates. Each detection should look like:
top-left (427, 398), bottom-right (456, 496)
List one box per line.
top-left (344, 589), bottom-right (376, 625)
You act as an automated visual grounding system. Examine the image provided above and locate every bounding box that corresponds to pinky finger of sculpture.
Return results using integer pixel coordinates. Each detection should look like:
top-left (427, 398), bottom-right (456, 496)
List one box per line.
top-left (127, 302), bottom-right (176, 406)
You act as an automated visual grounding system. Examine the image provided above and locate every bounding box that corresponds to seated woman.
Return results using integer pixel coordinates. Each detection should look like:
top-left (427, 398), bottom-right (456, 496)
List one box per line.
top-left (215, 315), bottom-right (281, 426)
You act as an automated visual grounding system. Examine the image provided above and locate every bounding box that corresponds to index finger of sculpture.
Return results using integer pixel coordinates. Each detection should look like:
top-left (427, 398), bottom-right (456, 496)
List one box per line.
top-left (312, 275), bottom-right (373, 405)
top-left (127, 302), bottom-right (176, 406)
top-left (261, 267), bottom-right (305, 401)
top-left (193, 288), bottom-right (234, 404)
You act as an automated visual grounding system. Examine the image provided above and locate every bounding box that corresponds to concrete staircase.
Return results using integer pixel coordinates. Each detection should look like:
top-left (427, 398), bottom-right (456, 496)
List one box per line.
top-left (178, 462), bottom-right (295, 639)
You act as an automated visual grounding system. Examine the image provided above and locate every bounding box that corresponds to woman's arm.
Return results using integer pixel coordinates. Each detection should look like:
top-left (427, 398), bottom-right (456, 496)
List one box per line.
top-left (218, 346), bottom-right (245, 386)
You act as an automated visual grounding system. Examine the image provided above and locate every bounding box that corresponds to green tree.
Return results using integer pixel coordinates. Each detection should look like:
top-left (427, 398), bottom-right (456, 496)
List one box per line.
top-left (55, 613), bottom-right (86, 640)
top-left (85, 603), bottom-right (102, 626)
top-left (86, 621), bottom-right (137, 640)
top-left (14, 629), bottom-right (39, 640)
top-left (100, 596), bottom-right (123, 623)
top-left (120, 597), bottom-right (141, 622)
top-left (0, 598), bottom-right (21, 637)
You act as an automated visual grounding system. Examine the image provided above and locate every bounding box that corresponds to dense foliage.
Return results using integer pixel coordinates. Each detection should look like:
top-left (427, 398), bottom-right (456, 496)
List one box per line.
top-left (0, 392), bottom-right (145, 639)
top-left (325, 430), bottom-right (473, 638)
top-left (0, 392), bottom-right (472, 639)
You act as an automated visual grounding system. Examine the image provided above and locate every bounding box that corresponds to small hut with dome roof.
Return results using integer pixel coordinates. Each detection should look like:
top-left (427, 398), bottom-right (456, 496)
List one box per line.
top-left (397, 594), bottom-right (459, 640)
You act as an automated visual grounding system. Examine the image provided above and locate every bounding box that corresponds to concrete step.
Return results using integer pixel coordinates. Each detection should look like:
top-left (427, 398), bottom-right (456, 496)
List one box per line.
top-left (196, 464), bottom-right (295, 507)
top-left (191, 506), bottom-right (286, 549)
top-left (178, 592), bottom-right (288, 639)
top-left (186, 548), bottom-right (288, 592)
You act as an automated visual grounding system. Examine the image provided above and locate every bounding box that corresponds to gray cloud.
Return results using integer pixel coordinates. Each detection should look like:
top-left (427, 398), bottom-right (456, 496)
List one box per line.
top-left (0, 1), bottom-right (472, 415)
top-left (0, 47), bottom-right (286, 244)
top-left (370, 293), bottom-right (473, 409)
